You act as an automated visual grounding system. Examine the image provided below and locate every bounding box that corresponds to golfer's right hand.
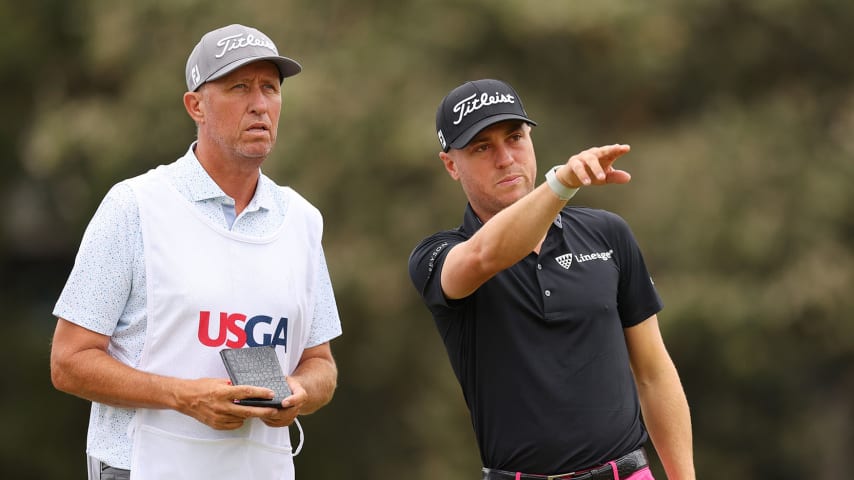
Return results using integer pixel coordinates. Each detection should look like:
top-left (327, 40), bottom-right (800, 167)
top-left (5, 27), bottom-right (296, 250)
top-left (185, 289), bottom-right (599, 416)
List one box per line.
top-left (558, 144), bottom-right (632, 188)
top-left (175, 377), bottom-right (278, 430)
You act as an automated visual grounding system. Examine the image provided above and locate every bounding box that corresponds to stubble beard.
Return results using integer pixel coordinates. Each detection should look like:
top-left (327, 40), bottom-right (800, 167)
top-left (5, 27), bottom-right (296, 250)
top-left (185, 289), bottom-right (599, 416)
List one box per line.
top-left (466, 180), bottom-right (532, 221)
top-left (210, 130), bottom-right (274, 166)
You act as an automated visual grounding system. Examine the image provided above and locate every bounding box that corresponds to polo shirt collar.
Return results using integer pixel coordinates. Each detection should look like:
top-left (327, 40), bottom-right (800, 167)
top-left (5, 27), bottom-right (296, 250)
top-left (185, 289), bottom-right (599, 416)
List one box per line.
top-left (461, 203), bottom-right (484, 235)
top-left (176, 142), bottom-right (274, 212)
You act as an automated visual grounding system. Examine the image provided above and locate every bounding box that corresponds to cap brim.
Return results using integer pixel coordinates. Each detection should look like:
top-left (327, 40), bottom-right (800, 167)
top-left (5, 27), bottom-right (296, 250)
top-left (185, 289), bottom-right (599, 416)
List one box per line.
top-left (203, 55), bottom-right (302, 87)
top-left (448, 114), bottom-right (537, 150)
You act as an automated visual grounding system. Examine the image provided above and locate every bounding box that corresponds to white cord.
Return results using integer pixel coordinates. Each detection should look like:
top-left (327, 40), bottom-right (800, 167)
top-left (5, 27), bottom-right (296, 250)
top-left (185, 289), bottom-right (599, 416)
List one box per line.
top-left (291, 417), bottom-right (304, 456)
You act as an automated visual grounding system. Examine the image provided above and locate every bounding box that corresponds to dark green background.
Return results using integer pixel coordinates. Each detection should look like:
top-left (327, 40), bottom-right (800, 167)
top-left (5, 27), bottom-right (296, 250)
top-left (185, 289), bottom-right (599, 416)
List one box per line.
top-left (2, 1), bottom-right (852, 478)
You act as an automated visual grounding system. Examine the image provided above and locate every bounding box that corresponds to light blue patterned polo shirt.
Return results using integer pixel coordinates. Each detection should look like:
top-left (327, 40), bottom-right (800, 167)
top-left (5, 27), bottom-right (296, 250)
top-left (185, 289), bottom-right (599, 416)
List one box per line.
top-left (53, 143), bottom-right (342, 469)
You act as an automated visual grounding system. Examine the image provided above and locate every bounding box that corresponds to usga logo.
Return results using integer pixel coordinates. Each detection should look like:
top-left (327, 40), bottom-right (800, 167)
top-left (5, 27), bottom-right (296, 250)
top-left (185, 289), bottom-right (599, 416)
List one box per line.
top-left (197, 311), bottom-right (288, 349)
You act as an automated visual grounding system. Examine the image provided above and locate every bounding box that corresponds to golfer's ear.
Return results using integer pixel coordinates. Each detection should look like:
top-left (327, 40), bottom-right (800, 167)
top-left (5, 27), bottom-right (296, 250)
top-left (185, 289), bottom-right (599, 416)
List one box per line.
top-left (440, 151), bottom-right (460, 181)
top-left (184, 91), bottom-right (204, 123)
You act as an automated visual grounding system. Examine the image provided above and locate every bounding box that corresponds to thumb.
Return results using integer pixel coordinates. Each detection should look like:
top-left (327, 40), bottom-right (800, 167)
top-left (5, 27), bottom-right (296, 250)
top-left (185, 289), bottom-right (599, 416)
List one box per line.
top-left (605, 169), bottom-right (632, 184)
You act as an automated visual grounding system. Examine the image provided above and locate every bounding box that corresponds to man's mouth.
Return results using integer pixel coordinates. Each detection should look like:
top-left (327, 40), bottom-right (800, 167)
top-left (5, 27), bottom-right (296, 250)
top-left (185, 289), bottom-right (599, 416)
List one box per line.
top-left (247, 123), bottom-right (269, 132)
top-left (497, 175), bottom-right (522, 186)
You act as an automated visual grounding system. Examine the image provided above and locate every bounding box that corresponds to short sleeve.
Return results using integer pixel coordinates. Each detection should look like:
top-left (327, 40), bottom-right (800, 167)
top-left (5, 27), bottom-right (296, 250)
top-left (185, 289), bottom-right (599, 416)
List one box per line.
top-left (408, 232), bottom-right (466, 313)
top-left (608, 213), bottom-right (663, 327)
top-left (53, 183), bottom-right (140, 335)
top-left (305, 247), bottom-right (342, 347)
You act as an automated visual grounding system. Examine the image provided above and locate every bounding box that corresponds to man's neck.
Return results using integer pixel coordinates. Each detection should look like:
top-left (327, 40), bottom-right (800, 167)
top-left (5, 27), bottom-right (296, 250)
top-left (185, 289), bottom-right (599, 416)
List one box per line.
top-left (194, 143), bottom-right (263, 216)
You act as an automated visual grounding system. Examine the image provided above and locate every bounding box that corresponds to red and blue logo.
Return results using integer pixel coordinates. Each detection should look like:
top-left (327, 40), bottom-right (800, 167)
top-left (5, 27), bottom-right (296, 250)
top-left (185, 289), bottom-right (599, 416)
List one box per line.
top-left (197, 311), bottom-right (288, 349)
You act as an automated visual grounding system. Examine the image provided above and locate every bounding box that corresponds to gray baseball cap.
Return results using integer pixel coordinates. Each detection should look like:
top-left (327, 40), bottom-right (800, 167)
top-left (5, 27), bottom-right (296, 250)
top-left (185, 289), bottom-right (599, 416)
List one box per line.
top-left (185, 24), bottom-right (302, 91)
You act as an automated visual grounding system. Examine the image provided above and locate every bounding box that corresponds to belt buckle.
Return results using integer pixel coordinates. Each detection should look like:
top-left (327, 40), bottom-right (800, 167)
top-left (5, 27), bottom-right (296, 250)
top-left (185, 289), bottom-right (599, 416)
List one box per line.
top-left (546, 473), bottom-right (575, 480)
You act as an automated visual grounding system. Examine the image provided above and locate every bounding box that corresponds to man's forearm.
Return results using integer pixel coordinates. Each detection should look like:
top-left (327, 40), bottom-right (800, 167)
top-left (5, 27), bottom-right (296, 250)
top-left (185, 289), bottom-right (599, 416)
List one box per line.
top-left (290, 353), bottom-right (337, 414)
top-left (468, 182), bottom-right (569, 268)
top-left (637, 371), bottom-right (696, 480)
top-left (51, 344), bottom-right (182, 410)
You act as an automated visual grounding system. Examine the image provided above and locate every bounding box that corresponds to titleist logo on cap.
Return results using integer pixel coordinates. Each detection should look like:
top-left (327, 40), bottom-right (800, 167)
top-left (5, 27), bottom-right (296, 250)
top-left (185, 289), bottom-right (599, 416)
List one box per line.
top-left (452, 91), bottom-right (517, 125)
top-left (215, 33), bottom-right (278, 58)
top-left (185, 24), bottom-right (302, 92)
top-left (435, 79), bottom-right (536, 152)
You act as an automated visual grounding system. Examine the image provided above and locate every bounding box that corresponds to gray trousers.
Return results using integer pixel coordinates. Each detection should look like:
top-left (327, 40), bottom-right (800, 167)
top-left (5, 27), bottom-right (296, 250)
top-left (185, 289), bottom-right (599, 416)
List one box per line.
top-left (87, 455), bottom-right (130, 480)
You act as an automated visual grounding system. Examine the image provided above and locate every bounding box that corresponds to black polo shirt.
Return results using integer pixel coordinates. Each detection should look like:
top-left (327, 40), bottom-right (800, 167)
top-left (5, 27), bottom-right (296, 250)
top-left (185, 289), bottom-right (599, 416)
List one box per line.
top-left (408, 203), bottom-right (663, 473)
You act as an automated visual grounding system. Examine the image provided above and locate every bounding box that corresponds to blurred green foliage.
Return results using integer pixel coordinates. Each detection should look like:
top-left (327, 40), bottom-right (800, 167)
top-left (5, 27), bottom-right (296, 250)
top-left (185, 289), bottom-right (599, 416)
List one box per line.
top-left (1, 0), bottom-right (852, 478)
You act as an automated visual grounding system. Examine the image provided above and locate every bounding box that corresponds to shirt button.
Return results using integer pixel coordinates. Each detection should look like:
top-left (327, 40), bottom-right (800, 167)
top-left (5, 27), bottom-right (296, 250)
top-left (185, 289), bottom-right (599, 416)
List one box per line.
top-left (544, 290), bottom-right (551, 297)
top-left (537, 264), bottom-right (542, 270)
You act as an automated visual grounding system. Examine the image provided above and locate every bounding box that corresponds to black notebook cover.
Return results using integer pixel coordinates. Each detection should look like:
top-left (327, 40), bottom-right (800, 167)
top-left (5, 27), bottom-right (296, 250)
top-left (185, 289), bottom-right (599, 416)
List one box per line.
top-left (219, 345), bottom-right (292, 408)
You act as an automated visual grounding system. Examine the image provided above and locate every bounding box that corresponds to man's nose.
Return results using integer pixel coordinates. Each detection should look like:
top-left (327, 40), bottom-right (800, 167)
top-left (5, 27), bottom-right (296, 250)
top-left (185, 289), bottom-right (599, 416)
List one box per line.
top-left (494, 144), bottom-right (514, 168)
top-left (247, 86), bottom-right (269, 114)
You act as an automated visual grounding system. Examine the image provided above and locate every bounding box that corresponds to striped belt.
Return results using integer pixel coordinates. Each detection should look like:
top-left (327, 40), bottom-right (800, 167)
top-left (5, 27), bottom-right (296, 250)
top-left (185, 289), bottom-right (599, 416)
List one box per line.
top-left (482, 448), bottom-right (648, 480)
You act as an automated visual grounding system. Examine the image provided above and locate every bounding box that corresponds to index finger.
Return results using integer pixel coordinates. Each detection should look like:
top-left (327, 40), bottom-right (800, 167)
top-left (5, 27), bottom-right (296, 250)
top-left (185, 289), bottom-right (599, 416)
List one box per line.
top-left (598, 144), bottom-right (631, 159)
top-left (230, 384), bottom-right (276, 401)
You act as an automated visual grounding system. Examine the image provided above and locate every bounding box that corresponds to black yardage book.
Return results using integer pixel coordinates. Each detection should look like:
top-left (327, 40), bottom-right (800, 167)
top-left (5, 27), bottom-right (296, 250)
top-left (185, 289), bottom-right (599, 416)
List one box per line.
top-left (219, 345), bottom-right (292, 408)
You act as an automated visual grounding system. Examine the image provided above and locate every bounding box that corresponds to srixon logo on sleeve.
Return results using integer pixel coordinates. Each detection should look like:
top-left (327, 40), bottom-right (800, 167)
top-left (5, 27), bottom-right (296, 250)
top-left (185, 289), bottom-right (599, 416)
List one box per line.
top-left (197, 311), bottom-right (288, 349)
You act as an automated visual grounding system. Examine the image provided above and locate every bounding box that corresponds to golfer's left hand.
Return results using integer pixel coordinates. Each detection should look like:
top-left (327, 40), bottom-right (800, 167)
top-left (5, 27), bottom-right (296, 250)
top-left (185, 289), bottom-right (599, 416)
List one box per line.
top-left (259, 377), bottom-right (305, 427)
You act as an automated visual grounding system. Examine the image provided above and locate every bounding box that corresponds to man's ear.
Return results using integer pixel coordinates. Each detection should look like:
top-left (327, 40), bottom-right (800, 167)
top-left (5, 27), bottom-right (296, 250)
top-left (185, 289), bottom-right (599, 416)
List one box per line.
top-left (439, 151), bottom-right (460, 181)
top-left (183, 91), bottom-right (204, 123)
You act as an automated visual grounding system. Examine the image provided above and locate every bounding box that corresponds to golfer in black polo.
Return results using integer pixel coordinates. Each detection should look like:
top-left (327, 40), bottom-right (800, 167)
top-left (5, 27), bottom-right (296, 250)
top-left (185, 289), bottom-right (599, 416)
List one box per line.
top-left (408, 79), bottom-right (695, 480)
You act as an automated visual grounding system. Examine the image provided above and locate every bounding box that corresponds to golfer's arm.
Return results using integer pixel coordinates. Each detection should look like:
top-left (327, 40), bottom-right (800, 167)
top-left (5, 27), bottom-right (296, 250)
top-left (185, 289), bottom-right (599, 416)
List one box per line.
top-left (626, 316), bottom-right (696, 480)
top-left (50, 317), bottom-right (185, 410)
top-left (289, 343), bottom-right (337, 414)
top-left (441, 182), bottom-right (568, 299)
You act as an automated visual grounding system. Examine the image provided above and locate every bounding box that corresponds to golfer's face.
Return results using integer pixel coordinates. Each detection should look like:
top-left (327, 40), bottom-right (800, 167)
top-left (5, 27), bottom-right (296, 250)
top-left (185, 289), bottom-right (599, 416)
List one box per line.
top-left (201, 61), bottom-right (282, 161)
top-left (446, 121), bottom-right (537, 220)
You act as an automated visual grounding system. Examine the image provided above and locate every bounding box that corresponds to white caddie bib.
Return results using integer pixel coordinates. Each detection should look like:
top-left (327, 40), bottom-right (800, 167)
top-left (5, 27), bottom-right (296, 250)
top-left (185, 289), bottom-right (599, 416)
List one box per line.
top-left (125, 167), bottom-right (321, 480)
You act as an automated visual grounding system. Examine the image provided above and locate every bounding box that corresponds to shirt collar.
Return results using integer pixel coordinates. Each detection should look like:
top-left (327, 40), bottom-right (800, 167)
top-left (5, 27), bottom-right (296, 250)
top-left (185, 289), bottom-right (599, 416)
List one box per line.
top-left (461, 203), bottom-right (484, 235)
top-left (174, 142), bottom-right (274, 212)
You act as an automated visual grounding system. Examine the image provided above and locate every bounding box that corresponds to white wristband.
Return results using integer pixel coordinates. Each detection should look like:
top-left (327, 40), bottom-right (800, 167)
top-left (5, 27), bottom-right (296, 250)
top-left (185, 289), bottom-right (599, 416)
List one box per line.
top-left (545, 165), bottom-right (579, 201)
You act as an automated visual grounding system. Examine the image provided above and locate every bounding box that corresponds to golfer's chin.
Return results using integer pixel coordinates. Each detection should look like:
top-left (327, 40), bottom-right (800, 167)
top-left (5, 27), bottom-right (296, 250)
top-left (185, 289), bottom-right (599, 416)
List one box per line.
top-left (236, 142), bottom-right (275, 160)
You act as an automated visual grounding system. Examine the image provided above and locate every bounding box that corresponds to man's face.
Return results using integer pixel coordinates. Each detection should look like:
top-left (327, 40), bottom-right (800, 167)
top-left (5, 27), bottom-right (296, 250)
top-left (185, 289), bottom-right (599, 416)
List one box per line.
top-left (197, 61), bottom-right (282, 161)
top-left (440, 121), bottom-right (537, 221)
